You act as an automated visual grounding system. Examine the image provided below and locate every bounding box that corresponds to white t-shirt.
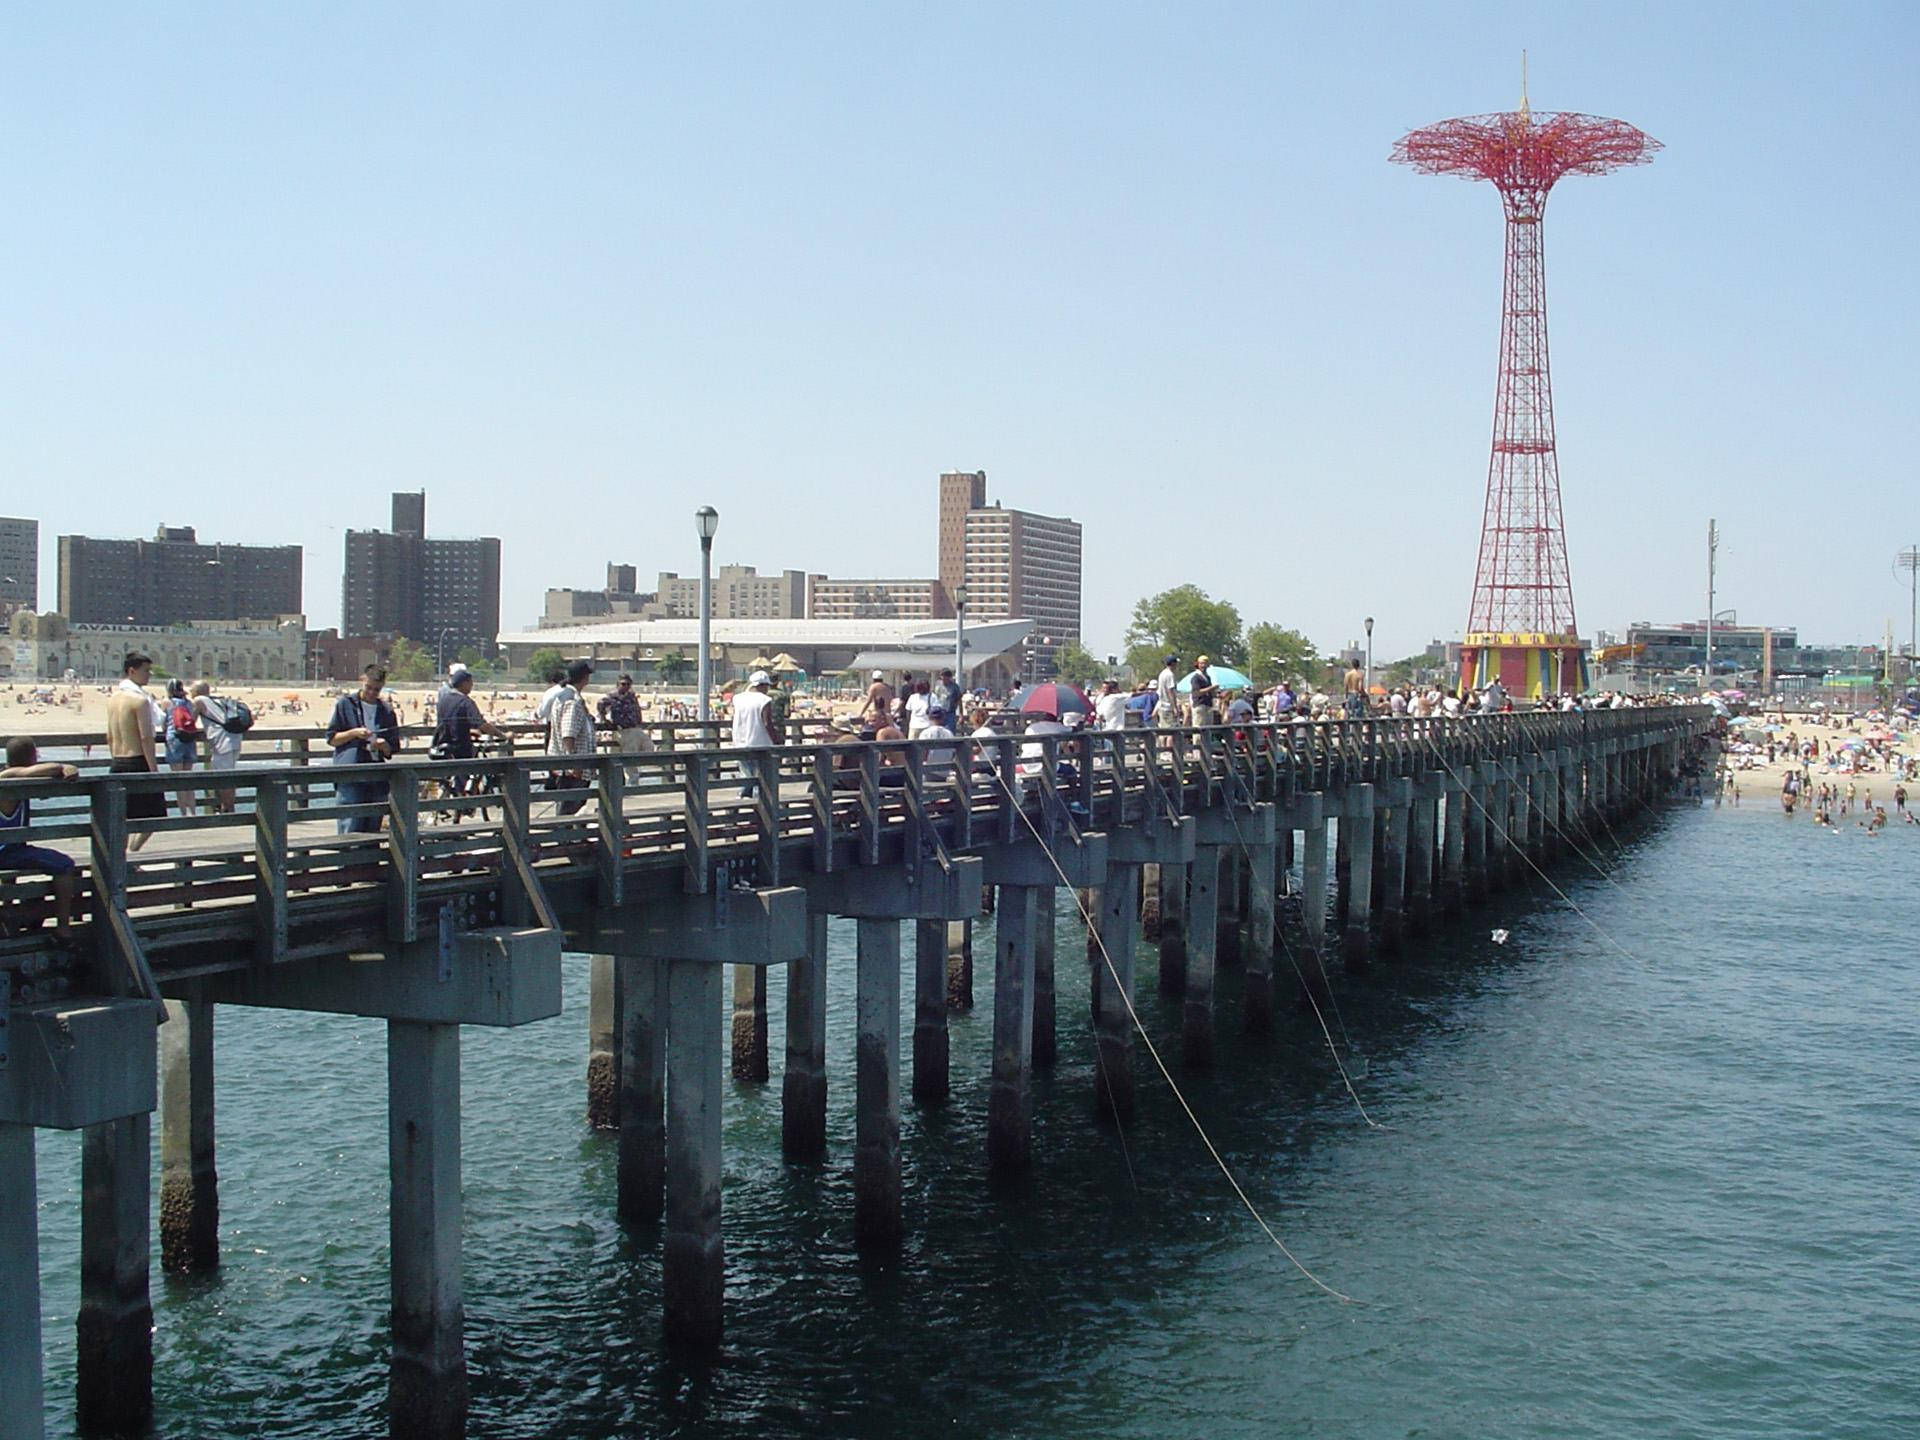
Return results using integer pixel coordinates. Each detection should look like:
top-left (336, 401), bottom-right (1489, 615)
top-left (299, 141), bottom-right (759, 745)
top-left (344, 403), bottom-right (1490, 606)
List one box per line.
top-left (731, 689), bottom-right (773, 748)
top-left (904, 690), bottom-right (931, 734)
top-left (919, 722), bottom-right (956, 768)
top-left (1096, 692), bottom-right (1128, 730)
top-left (1156, 666), bottom-right (1177, 710)
top-left (534, 683), bottom-right (567, 723)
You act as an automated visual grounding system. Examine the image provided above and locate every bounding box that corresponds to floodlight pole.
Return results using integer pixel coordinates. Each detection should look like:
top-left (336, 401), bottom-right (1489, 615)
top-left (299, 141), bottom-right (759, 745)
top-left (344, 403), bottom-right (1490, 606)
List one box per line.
top-left (695, 506), bottom-right (719, 723)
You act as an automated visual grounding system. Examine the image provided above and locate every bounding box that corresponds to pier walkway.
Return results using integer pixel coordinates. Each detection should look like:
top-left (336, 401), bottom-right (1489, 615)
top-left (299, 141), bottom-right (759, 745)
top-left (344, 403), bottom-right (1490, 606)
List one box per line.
top-left (0, 705), bottom-right (1711, 1439)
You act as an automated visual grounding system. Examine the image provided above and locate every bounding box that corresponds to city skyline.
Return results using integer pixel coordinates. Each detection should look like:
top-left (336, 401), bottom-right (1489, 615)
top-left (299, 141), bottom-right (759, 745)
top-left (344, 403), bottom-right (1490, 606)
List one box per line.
top-left (3, 6), bottom-right (1915, 661)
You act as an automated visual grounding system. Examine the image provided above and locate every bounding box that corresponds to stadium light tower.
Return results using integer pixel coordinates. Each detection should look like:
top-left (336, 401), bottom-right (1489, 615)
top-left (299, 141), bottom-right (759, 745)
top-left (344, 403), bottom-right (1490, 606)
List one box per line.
top-left (1394, 72), bottom-right (1660, 697)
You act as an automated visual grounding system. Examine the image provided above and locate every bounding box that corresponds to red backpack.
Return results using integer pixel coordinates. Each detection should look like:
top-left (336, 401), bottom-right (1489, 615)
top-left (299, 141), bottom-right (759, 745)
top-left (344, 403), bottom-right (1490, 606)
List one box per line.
top-left (169, 699), bottom-right (200, 741)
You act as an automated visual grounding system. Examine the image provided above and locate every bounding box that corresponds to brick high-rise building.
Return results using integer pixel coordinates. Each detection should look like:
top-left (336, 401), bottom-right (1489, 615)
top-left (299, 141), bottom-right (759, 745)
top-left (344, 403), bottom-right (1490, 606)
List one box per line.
top-left (937, 471), bottom-right (1081, 679)
top-left (0, 516), bottom-right (37, 616)
top-left (937, 469), bottom-right (987, 601)
top-left (342, 492), bottom-right (501, 659)
top-left (58, 525), bottom-right (302, 627)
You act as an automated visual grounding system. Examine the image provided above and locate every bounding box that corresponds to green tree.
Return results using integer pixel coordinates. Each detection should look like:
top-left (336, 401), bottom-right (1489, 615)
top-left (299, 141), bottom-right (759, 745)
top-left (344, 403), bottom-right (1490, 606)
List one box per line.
top-left (1051, 640), bottom-right (1106, 687)
top-left (455, 645), bottom-right (499, 678)
top-left (1123, 585), bottom-right (1242, 677)
top-left (658, 650), bottom-right (692, 686)
top-left (386, 635), bottom-right (435, 684)
top-left (1245, 623), bottom-right (1319, 688)
top-left (524, 646), bottom-right (569, 684)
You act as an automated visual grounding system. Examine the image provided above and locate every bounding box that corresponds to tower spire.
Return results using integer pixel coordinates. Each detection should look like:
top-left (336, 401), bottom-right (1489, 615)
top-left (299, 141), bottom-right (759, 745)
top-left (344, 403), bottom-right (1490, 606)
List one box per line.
top-left (1520, 50), bottom-right (1530, 121)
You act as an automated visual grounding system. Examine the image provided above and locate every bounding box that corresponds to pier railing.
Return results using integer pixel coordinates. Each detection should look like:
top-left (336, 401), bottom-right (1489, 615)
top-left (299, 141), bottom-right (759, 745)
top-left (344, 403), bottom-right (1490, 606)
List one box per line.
top-left (0, 708), bottom-right (1707, 1007)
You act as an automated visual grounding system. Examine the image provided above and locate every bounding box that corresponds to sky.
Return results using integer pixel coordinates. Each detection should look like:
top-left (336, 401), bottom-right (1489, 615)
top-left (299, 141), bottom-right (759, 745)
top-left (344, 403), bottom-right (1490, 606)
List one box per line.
top-left (4, 3), bottom-right (1917, 663)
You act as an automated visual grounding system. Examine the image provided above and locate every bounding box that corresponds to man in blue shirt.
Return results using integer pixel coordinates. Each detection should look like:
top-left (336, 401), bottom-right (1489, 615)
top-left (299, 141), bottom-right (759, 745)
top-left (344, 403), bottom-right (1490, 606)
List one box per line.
top-left (327, 665), bottom-right (402, 834)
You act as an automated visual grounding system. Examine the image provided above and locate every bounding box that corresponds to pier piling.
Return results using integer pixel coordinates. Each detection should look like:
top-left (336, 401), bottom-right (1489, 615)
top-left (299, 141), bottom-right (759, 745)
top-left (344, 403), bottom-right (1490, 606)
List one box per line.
top-left (617, 955), bottom-right (668, 1220)
top-left (663, 959), bottom-right (725, 1347)
top-left (987, 886), bottom-right (1037, 1170)
top-left (77, 1115), bottom-right (153, 1436)
top-left (1183, 846), bottom-right (1221, 1069)
top-left (1157, 861), bottom-right (1188, 995)
top-left (730, 964), bottom-right (770, 1084)
top-left (387, 1020), bottom-right (467, 1440)
top-left (1092, 864), bottom-right (1141, 1121)
top-left (1341, 785), bottom-right (1375, 965)
top-left (784, 913), bottom-right (832, 1155)
top-left (159, 997), bottom-right (219, 1274)
top-left (1032, 886), bottom-right (1057, 1070)
top-left (912, 918), bottom-right (949, 1106)
top-left (586, 956), bottom-right (619, 1131)
top-left (854, 918), bottom-right (903, 1249)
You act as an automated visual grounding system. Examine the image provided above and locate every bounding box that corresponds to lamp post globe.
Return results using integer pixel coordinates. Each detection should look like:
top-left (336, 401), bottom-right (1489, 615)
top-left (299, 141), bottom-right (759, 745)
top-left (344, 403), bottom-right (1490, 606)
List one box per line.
top-left (1364, 616), bottom-right (1374, 694)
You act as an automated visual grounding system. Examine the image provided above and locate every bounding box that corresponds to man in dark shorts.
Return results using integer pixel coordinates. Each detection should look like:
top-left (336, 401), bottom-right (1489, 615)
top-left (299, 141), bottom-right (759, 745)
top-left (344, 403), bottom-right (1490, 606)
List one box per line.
top-left (106, 650), bottom-right (166, 847)
top-left (0, 736), bottom-right (81, 939)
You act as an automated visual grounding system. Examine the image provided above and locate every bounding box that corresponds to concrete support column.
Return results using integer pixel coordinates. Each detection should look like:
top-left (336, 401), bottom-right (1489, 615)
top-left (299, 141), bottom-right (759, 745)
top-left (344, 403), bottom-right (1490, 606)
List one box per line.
top-left (1486, 763), bottom-right (1512, 890)
top-left (1378, 782), bottom-right (1410, 951)
top-left (1032, 886), bottom-right (1058, 1070)
top-left (1464, 764), bottom-right (1490, 898)
top-left (1278, 824), bottom-right (1295, 897)
top-left (912, 918), bottom-right (949, 1107)
top-left (854, 918), bottom-right (903, 1250)
top-left (1298, 809), bottom-right (1331, 1001)
top-left (1341, 785), bottom-right (1375, 966)
top-left (1407, 782), bottom-right (1436, 932)
top-left (76, 1115), bottom-right (152, 1437)
top-left (1, 1124), bottom-right (43, 1440)
top-left (1183, 845), bottom-right (1221, 1069)
top-left (617, 954), bottom-right (668, 1220)
top-left (1139, 863), bottom-right (1162, 939)
top-left (945, 919), bottom-right (973, 1011)
top-left (1441, 781), bottom-right (1467, 913)
top-left (1334, 813), bottom-right (1353, 924)
top-left (785, 913), bottom-right (832, 1154)
top-left (159, 997), bottom-right (218, 1275)
top-left (730, 964), bottom-right (769, 1084)
top-left (1217, 850), bottom-right (1245, 967)
top-left (1243, 836), bottom-right (1277, 1034)
top-left (664, 958), bottom-right (725, 1348)
top-left (586, 955), bottom-right (619, 1131)
top-left (1503, 761), bottom-right (1528, 885)
top-left (1157, 860), bottom-right (1188, 995)
top-left (387, 1020), bottom-right (466, 1440)
top-left (1092, 863), bottom-right (1140, 1121)
top-left (1532, 764), bottom-right (1552, 861)
top-left (987, 886), bottom-right (1038, 1170)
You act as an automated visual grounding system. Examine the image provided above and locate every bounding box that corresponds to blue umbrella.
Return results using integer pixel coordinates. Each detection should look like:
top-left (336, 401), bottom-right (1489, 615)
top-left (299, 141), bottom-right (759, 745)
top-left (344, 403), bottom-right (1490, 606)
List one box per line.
top-left (1178, 665), bottom-right (1252, 692)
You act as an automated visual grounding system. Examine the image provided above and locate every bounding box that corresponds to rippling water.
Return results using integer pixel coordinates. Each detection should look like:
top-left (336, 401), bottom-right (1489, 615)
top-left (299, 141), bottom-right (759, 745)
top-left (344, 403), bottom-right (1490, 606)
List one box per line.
top-left (30, 800), bottom-right (1920, 1437)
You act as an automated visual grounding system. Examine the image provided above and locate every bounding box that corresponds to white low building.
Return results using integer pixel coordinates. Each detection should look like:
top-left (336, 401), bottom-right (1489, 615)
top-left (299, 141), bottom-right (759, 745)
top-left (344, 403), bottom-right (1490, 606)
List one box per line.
top-left (496, 615), bottom-right (1034, 689)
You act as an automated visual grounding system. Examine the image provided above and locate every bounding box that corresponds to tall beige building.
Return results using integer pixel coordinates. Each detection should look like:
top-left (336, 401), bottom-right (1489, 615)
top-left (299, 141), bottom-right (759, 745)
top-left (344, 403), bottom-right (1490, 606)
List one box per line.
top-left (937, 471), bottom-right (1081, 679)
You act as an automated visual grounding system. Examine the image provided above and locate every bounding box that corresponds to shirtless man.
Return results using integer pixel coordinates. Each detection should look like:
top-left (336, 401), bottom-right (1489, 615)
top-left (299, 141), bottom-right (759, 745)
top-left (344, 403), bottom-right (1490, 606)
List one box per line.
top-left (1343, 658), bottom-right (1366, 718)
top-left (863, 670), bottom-right (894, 727)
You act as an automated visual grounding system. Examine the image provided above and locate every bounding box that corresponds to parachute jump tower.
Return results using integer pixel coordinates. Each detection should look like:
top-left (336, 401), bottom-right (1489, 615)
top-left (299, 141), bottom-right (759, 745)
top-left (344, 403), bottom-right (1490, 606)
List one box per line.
top-left (1394, 83), bottom-right (1659, 697)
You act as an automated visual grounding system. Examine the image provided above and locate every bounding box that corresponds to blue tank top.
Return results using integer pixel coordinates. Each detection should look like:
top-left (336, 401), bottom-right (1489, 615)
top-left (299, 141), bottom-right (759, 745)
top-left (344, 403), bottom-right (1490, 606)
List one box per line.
top-left (0, 793), bottom-right (26, 835)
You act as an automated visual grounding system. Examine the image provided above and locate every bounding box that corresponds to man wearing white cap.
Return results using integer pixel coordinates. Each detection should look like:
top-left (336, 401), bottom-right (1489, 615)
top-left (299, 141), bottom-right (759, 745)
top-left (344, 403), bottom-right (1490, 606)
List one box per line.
top-left (862, 669), bottom-right (893, 727)
top-left (732, 670), bottom-right (775, 798)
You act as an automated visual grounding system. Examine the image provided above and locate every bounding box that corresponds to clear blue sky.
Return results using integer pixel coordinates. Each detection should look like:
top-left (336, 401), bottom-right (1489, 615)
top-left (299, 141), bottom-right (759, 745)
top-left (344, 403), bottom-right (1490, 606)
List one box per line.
top-left (4, 3), bottom-right (1916, 662)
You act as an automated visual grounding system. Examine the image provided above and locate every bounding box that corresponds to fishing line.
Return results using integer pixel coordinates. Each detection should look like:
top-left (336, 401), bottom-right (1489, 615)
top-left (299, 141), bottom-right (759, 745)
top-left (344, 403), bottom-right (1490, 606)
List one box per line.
top-left (1423, 738), bottom-right (1644, 968)
top-left (988, 763), bottom-right (1356, 1304)
top-left (1217, 796), bottom-right (1385, 1131)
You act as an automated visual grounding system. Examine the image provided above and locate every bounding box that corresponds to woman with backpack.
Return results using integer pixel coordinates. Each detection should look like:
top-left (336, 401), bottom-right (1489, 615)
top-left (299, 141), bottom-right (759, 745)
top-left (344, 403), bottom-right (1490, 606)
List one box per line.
top-left (163, 677), bottom-right (201, 816)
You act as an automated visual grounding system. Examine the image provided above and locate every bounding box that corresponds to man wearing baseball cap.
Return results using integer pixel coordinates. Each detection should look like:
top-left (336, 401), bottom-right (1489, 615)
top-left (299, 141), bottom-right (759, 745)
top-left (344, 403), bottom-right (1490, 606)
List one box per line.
top-left (732, 670), bottom-right (775, 798)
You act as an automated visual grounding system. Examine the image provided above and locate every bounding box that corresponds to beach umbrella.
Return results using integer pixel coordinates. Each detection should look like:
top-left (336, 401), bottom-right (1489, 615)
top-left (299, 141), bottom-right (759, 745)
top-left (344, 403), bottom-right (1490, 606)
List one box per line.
top-left (1177, 665), bottom-right (1253, 692)
top-left (769, 652), bottom-right (805, 673)
top-left (1012, 681), bottom-right (1093, 718)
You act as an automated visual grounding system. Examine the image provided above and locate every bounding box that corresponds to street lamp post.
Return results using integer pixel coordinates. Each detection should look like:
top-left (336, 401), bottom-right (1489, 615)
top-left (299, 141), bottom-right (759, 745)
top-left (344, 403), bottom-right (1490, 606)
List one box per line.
top-left (953, 584), bottom-right (968, 692)
top-left (1364, 616), bottom-right (1374, 695)
top-left (695, 506), bottom-right (719, 723)
top-left (436, 627), bottom-right (455, 676)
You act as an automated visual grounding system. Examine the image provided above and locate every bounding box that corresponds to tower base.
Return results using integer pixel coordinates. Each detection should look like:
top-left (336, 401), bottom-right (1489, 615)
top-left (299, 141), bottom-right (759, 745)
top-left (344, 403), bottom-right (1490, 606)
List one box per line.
top-left (1460, 633), bottom-right (1588, 699)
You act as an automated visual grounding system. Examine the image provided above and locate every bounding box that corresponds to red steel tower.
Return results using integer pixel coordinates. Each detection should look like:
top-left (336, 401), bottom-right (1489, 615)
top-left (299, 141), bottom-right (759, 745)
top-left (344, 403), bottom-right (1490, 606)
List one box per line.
top-left (1393, 96), bottom-right (1659, 696)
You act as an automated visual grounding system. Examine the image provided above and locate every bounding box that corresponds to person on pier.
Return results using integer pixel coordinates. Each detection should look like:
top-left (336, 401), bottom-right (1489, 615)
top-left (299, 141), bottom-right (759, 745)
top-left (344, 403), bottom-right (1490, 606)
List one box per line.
top-left (0, 735), bottom-right (81, 940)
top-left (106, 649), bottom-right (166, 849)
top-left (327, 665), bottom-right (401, 834)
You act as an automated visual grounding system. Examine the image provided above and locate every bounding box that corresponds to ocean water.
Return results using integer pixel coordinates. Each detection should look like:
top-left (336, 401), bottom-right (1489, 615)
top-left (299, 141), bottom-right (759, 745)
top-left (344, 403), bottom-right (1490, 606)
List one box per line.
top-left (28, 798), bottom-right (1920, 1438)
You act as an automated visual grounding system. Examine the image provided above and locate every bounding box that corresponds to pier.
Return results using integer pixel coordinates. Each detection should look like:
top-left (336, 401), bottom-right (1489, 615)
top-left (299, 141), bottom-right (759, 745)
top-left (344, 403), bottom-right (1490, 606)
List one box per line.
top-left (0, 706), bottom-right (1710, 1439)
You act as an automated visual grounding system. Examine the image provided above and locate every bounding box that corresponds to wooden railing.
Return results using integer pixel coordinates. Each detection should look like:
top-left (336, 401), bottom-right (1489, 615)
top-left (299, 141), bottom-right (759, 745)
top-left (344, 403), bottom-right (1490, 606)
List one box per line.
top-left (0, 708), bottom-right (1713, 1008)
